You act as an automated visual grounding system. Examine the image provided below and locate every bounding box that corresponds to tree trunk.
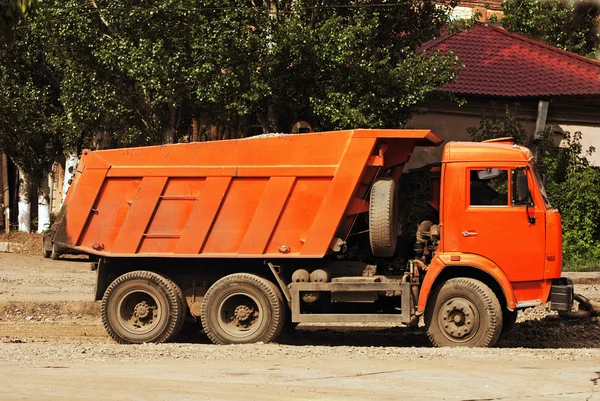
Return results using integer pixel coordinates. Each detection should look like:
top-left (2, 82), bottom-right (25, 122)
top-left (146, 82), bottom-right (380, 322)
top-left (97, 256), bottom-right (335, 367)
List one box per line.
top-left (162, 104), bottom-right (180, 144)
top-left (61, 152), bottom-right (79, 206)
top-left (37, 171), bottom-right (51, 233)
top-left (1, 153), bottom-right (9, 233)
top-left (17, 167), bottom-right (31, 232)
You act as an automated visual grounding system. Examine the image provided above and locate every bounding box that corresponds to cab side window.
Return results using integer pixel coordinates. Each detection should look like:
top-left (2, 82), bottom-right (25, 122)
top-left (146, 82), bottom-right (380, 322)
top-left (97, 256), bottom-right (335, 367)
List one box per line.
top-left (469, 169), bottom-right (508, 206)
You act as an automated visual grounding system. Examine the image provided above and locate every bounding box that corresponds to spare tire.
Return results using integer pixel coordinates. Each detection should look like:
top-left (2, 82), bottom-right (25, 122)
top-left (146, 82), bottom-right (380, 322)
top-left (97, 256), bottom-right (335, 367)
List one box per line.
top-left (369, 178), bottom-right (399, 257)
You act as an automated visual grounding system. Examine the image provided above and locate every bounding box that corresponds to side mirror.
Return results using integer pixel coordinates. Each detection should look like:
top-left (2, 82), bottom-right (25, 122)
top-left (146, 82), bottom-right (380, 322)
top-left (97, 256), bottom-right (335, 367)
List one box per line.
top-left (477, 168), bottom-right (501, 180)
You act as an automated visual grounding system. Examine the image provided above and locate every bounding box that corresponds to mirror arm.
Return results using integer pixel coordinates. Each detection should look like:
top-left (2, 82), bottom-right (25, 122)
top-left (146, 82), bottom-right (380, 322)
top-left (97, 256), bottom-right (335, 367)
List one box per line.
top-left (525, 199), bottom-right (536, 225)
top-left (523, 166), bottom-right (536, 225)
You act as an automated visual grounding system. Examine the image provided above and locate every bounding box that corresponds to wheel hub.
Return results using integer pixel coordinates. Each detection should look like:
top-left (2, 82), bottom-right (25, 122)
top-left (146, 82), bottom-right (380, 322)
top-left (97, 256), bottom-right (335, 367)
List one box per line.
top-left (116, 289), bottom-right (162, 337)
top-left (218, 293), bottom-right (263, 337)
top-left (133, 301), bottom-right (151, 319)
top-left (234, 305), bottom-right (254, 322)
top-left (440, 299), bottom-right (476, 340)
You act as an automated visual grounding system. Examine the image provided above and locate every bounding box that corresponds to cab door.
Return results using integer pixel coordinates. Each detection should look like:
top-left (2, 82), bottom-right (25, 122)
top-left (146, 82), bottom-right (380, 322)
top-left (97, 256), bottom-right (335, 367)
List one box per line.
top-left (459, 166), bottom-right (545, 283)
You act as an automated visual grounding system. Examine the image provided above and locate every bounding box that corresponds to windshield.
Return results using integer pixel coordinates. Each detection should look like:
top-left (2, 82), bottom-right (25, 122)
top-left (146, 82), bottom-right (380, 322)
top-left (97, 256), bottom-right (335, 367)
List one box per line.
top-left (531, 162), bottom-right (552, 209)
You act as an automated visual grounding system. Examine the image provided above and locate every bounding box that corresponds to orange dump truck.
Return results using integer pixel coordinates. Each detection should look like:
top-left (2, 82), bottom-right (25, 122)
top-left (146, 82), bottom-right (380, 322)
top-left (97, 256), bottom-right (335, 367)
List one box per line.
top-left (43, 129), bottom-right (573, 347)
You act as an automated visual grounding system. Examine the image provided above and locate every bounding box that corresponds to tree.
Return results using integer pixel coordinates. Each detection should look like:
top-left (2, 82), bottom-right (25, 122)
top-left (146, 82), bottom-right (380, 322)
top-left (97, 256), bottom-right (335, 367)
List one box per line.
top-left (187, 0), bottom-right (461, 133)
top-left (501, 0), bottom-right (600, 58)
top-left (536, 129), bottom-right (600, 269)
top-left (1, 0), bottom-right (32, 40)
top-left (0, 25), bottom-right (62, 231)
top-left (26, 0), bottom-right (460, 140)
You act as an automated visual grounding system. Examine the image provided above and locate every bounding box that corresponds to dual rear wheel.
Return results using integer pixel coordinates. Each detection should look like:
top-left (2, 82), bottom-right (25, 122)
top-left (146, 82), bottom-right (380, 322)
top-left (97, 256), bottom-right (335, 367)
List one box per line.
top-left (101, 271), bottom-right (185, 344)
top-left (101, 271), bottom-right (285, 345)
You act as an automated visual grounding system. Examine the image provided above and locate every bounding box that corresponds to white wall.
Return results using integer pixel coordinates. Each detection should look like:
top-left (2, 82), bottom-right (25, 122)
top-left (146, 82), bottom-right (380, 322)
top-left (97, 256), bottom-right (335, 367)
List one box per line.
top-left (558, 125), bottom-right (600, 166)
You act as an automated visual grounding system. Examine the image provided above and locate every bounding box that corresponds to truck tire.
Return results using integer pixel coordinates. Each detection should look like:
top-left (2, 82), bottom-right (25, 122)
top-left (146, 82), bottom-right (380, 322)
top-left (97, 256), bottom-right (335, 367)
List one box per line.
top-left (265, 279), bottom-right (296, 333)
top-left (369, 178), bottom-right (399, 257)
top-left (201, 273), bottom-right (285, 345)
top-left (160, 275), bottom-right (187, 341)
top-left (425, 278), bottom-right (502, 347)
top-left (101, 270), bottom-right (183, 344)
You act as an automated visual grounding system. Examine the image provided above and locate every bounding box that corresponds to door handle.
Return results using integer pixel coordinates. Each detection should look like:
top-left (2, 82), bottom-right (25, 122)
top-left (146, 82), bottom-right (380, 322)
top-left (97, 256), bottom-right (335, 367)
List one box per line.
top-left (462, 231), bottom-right (478, 237)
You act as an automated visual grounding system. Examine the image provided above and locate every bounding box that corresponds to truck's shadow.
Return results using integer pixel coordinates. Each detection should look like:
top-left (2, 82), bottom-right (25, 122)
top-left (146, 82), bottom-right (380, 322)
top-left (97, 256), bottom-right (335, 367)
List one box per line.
top-left (279, 326), bottom-right (432, 347)
top-left (497, 318), bottom-right (600, 349)
top-left (179, 318), bottom-right (600, 348)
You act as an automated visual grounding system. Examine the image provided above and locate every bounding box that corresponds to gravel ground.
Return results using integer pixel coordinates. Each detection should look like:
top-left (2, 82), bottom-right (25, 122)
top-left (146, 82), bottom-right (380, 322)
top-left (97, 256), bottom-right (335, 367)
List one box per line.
top-left (1, 253), bottom-right (600, 400)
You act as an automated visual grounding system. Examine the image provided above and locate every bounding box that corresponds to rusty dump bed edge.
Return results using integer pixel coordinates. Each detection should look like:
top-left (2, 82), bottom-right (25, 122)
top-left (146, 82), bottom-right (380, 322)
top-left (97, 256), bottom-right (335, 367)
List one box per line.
top-left (50, 129), bottom-right (442, 259)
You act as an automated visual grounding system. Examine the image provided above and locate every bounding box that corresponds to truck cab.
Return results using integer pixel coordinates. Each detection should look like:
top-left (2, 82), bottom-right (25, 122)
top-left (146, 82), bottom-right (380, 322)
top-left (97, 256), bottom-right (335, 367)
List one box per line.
top-left (415, 139), bottom-right (572, 346)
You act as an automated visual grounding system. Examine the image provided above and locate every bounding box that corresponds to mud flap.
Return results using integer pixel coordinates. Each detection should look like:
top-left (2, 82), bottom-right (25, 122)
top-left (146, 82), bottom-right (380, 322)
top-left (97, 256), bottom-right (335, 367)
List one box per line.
top-left (549, 277), bottom-right (574, 312)
top-left (94, 258), bottom-right (108, 301)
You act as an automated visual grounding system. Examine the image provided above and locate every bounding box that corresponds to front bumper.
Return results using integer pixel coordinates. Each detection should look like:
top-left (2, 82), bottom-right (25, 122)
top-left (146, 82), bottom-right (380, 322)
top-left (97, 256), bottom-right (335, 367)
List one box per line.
top-left (549, 277), bottom-right (574, 311)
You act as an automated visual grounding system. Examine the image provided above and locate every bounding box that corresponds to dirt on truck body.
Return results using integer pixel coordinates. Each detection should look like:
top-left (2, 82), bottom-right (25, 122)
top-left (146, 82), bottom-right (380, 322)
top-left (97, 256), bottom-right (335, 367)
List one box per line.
top-left (43, 129), bottom-right (573, 347)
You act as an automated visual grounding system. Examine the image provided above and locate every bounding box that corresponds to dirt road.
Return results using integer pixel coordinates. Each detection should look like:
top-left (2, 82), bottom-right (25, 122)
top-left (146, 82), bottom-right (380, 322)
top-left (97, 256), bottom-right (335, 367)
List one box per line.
top-left (1, 253), bottom-right (600, 400)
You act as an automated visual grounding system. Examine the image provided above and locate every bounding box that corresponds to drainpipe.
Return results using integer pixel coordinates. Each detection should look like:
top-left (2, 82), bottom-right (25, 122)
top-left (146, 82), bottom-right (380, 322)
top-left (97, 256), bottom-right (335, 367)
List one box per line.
top-left (532, 100), bottom-right (549, 161)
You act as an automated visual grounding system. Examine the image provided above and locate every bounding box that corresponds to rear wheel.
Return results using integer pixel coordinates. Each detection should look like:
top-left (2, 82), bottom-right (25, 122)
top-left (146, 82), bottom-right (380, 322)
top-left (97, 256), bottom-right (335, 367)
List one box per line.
top-left (158, 273), bottom-right (187, 341)
top-left (101, 270), bottom-right (182, 344)
top-left (425, 278), bottom-right (502, 347)
top-left (201, 273), bottom-right (285, 344)
top-left (369, 178), bottom-right (399, 257)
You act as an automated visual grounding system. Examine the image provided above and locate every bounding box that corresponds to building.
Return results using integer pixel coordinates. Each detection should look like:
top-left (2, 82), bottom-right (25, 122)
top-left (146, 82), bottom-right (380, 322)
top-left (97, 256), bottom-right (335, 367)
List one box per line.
top-left (406, 24), bottom-right (600, 168)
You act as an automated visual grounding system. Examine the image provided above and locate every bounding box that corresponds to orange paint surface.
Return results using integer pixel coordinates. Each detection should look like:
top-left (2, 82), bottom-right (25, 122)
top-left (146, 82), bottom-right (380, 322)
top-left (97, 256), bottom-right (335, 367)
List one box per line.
top-left (417, 141), bottom-right (561, 311)
top-left (53, 129), bottom-right (440, 258)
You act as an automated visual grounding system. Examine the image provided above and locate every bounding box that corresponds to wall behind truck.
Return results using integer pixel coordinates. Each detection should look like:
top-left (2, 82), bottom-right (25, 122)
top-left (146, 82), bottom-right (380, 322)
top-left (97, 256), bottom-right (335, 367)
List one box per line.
top-left (405, 98), bottom-right (537, 169)
top-left (405, 96), bottom-right (600, 169)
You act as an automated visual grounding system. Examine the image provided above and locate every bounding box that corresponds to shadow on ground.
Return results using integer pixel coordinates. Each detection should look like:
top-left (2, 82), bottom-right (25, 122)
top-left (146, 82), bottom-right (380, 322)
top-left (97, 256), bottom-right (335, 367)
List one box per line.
top-left (176, 318), bottom-right (600, 349)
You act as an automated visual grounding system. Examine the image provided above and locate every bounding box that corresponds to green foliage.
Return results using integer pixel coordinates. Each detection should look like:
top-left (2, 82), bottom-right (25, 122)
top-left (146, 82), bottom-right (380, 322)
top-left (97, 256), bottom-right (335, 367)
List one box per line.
top-left (183, 0), bottom-right (461, 132)
top-left (448, 9), bottom-right (483, 33)
top-left (467, 107), bottom-right (600, 270)
top-left (34, 0), bottom-right (197, 151)
top-left (536, 129), bottom-right (600, 270)
top-left (0, 0), bottom-right (32, 41)
top-left (398, 164), bottom-right (440, 236)
top-left (21, 0), bottom-right (460, 146)
top-left (501, 0), bottom-right (600, 58)
top-left (0, 22), bottom-right (62, 177)
top-left (466, 103), bottom-right (528, 145)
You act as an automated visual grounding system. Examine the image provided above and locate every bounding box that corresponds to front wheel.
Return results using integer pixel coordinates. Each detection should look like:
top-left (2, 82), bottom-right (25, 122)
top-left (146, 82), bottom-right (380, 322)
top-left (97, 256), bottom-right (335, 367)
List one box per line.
top-left (425, 278), bottom-right (502, 347)
top-left (201, 273), bottom-right (285, 344)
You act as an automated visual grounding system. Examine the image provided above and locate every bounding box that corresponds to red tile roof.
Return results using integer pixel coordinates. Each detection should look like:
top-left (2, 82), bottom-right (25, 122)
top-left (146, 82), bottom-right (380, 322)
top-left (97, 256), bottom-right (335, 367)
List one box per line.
top-left (419, 25), bottom-right (600, 97)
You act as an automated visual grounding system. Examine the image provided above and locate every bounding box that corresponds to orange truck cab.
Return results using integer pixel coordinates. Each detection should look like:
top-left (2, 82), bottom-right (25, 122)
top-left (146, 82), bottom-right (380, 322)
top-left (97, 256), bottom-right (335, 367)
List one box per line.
top-left (44, 130), bottom-right (573, 347)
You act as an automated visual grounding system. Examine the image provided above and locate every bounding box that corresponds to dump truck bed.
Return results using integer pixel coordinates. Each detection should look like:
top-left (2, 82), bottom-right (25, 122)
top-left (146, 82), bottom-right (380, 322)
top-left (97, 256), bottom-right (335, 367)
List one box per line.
top-left (50, 129), bottom-right (442, 258)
